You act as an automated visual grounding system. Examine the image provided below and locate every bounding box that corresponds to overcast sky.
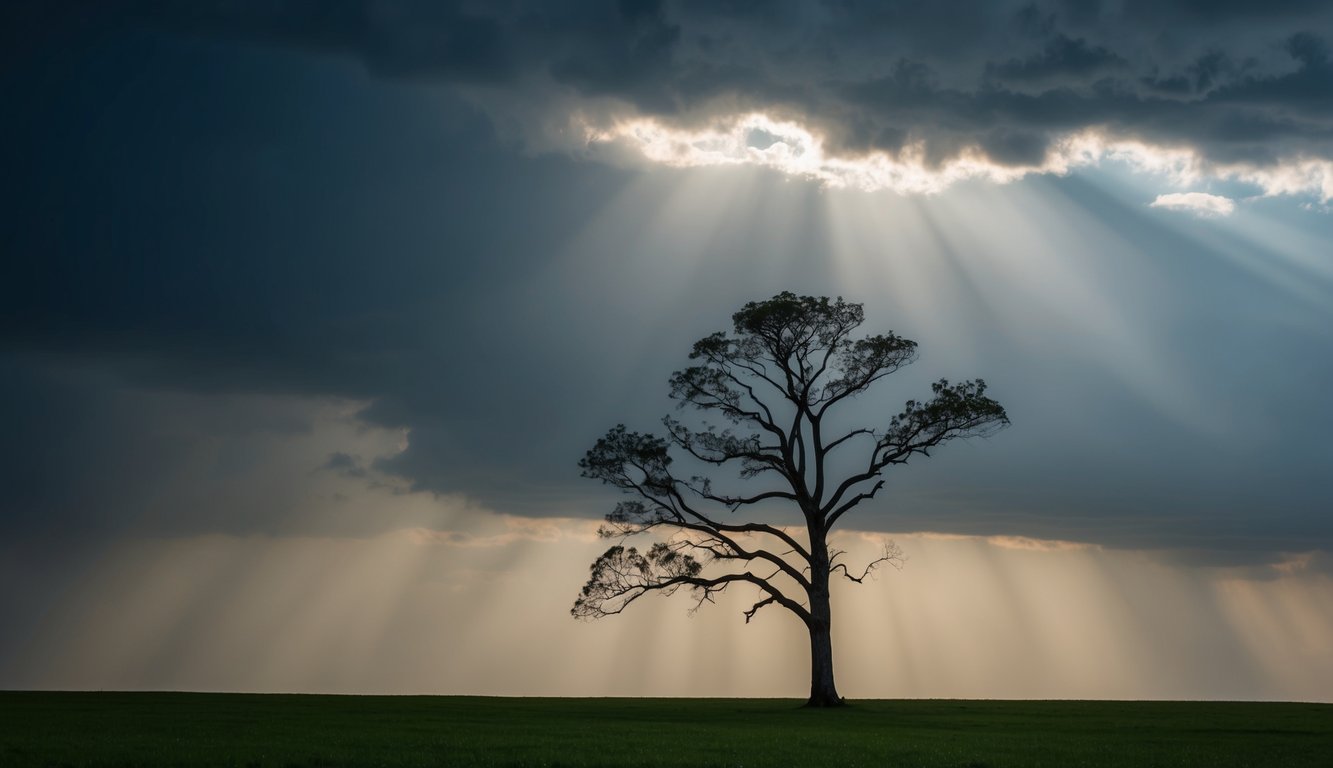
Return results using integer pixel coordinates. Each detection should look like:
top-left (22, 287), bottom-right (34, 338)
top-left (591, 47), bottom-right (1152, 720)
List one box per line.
top-left (2, 1), bottom-right (1332, 698)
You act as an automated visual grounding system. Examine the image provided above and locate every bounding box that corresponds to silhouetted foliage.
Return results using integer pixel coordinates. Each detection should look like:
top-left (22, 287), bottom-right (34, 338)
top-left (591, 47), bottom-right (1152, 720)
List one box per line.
top-left (573, 292), bottom-right (1009, 706)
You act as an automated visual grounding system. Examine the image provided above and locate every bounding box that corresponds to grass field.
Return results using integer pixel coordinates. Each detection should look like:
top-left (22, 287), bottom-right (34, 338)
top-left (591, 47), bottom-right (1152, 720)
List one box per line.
top-left (2, 692), bottom-right (1330, 767)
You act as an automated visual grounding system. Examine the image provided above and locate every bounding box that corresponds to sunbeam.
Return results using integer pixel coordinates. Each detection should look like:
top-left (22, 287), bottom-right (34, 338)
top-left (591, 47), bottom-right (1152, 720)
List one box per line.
top-left (6, 520), bottom-right (1330, 700)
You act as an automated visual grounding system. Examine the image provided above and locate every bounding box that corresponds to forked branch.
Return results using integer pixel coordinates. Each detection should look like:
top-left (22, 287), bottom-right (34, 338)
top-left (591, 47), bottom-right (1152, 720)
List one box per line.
top-left (830, 541), bottom-right (906, 583)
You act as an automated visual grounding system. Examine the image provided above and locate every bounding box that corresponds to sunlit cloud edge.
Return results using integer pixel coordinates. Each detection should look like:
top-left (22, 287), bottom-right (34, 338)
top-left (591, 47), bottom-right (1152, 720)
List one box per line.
top-left (578, 112), bottom-right (1333, 204)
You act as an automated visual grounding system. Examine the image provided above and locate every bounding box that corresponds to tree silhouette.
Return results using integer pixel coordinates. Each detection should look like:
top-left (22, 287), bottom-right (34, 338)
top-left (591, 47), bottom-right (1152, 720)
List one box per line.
top-left (573, 292), bottom-right (1009, 706)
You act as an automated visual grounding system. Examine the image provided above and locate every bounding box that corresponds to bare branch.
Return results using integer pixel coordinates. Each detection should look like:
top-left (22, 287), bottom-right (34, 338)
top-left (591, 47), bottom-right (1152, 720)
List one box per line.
top-left (824, 480), bottom-right (884, 533)
top-left (820, 427), bottom-right (875, 457)
top-left (743, 595), bottom-right (779, 623)
top-left (830, 541), bottom-right (906, 583)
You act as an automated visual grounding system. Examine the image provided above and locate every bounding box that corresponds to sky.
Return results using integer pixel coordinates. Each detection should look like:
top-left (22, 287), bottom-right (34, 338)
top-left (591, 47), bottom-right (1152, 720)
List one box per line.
top-left (2, 0), bottom-right (1332, 700)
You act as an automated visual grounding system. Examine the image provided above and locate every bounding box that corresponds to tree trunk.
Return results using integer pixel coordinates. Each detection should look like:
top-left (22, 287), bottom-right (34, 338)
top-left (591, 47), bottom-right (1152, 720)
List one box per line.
top-left (806, 610), bottom-right (842, 706)
top-left (805, 533), bottom-right (844, 707)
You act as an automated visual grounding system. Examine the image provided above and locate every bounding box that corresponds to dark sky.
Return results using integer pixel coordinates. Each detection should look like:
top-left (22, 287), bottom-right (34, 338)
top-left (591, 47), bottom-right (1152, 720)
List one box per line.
top-left (3, 0), bottom-right (1332, 575)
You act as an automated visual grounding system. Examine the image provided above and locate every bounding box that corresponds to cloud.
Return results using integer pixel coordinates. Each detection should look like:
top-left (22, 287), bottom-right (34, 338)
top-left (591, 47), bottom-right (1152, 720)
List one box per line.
top-left (35, 0), bottom-right (1326, 199)
top-left (321, 452), bottom-right (367, 477)
top-left (3, 0), bottom-right (1333, 570)
top-left (0, 356), bottom-right (475, 540)
top-left (1150, 191), bottom-right (1238, 216)
top-left (407, 516), bottom-right (602, 548)
top-left (987, 35), bottom-right (1127, 84)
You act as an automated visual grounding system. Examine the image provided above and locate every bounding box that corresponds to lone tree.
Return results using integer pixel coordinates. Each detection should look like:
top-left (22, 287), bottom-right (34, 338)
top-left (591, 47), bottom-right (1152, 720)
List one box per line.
top-left (573, 292), bottom-right (1008, 706)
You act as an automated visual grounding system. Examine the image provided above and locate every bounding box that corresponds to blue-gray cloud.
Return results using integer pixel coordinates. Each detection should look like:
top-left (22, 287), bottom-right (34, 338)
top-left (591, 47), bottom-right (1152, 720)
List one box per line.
top-left (1, 1), bottom-right (1331, 572)
top-left (15, 0), bottom-right (1330, 174)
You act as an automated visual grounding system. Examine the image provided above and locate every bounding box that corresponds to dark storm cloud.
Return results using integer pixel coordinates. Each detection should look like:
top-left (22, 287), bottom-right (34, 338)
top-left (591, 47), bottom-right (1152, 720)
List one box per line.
top-left (2, 1), bottom-right (1332, 571)
top-left (0, 18), bottom-right (638, 527)
top-left (321, 452), bottom-right (367, 478)
top-left (1117, 0), bottom-right (1332, 24)
top-left (987, 35), bottom-right (1127, 85)
top-left (2, 0), bottom-right (514, 82)
top-left (17, 0), bottom-right (1330, 171)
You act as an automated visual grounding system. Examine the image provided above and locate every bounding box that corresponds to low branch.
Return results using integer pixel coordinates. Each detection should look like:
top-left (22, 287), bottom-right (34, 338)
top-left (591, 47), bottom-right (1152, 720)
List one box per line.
top-left (572, 543), bottom-right (812, 626)
top-left (743, 595), bottom-right (779, 623)
top-left (658, 516), bottom-right (813, 592)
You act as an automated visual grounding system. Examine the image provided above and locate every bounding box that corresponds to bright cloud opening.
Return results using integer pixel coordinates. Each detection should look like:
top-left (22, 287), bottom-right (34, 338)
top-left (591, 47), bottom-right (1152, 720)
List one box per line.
top-left (581, 112), bottom-right (1333, 203)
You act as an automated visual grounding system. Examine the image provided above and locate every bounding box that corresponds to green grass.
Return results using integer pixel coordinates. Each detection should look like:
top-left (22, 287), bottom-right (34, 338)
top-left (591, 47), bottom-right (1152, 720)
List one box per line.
top-left (2, 692), bottom-right (1330, 767)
